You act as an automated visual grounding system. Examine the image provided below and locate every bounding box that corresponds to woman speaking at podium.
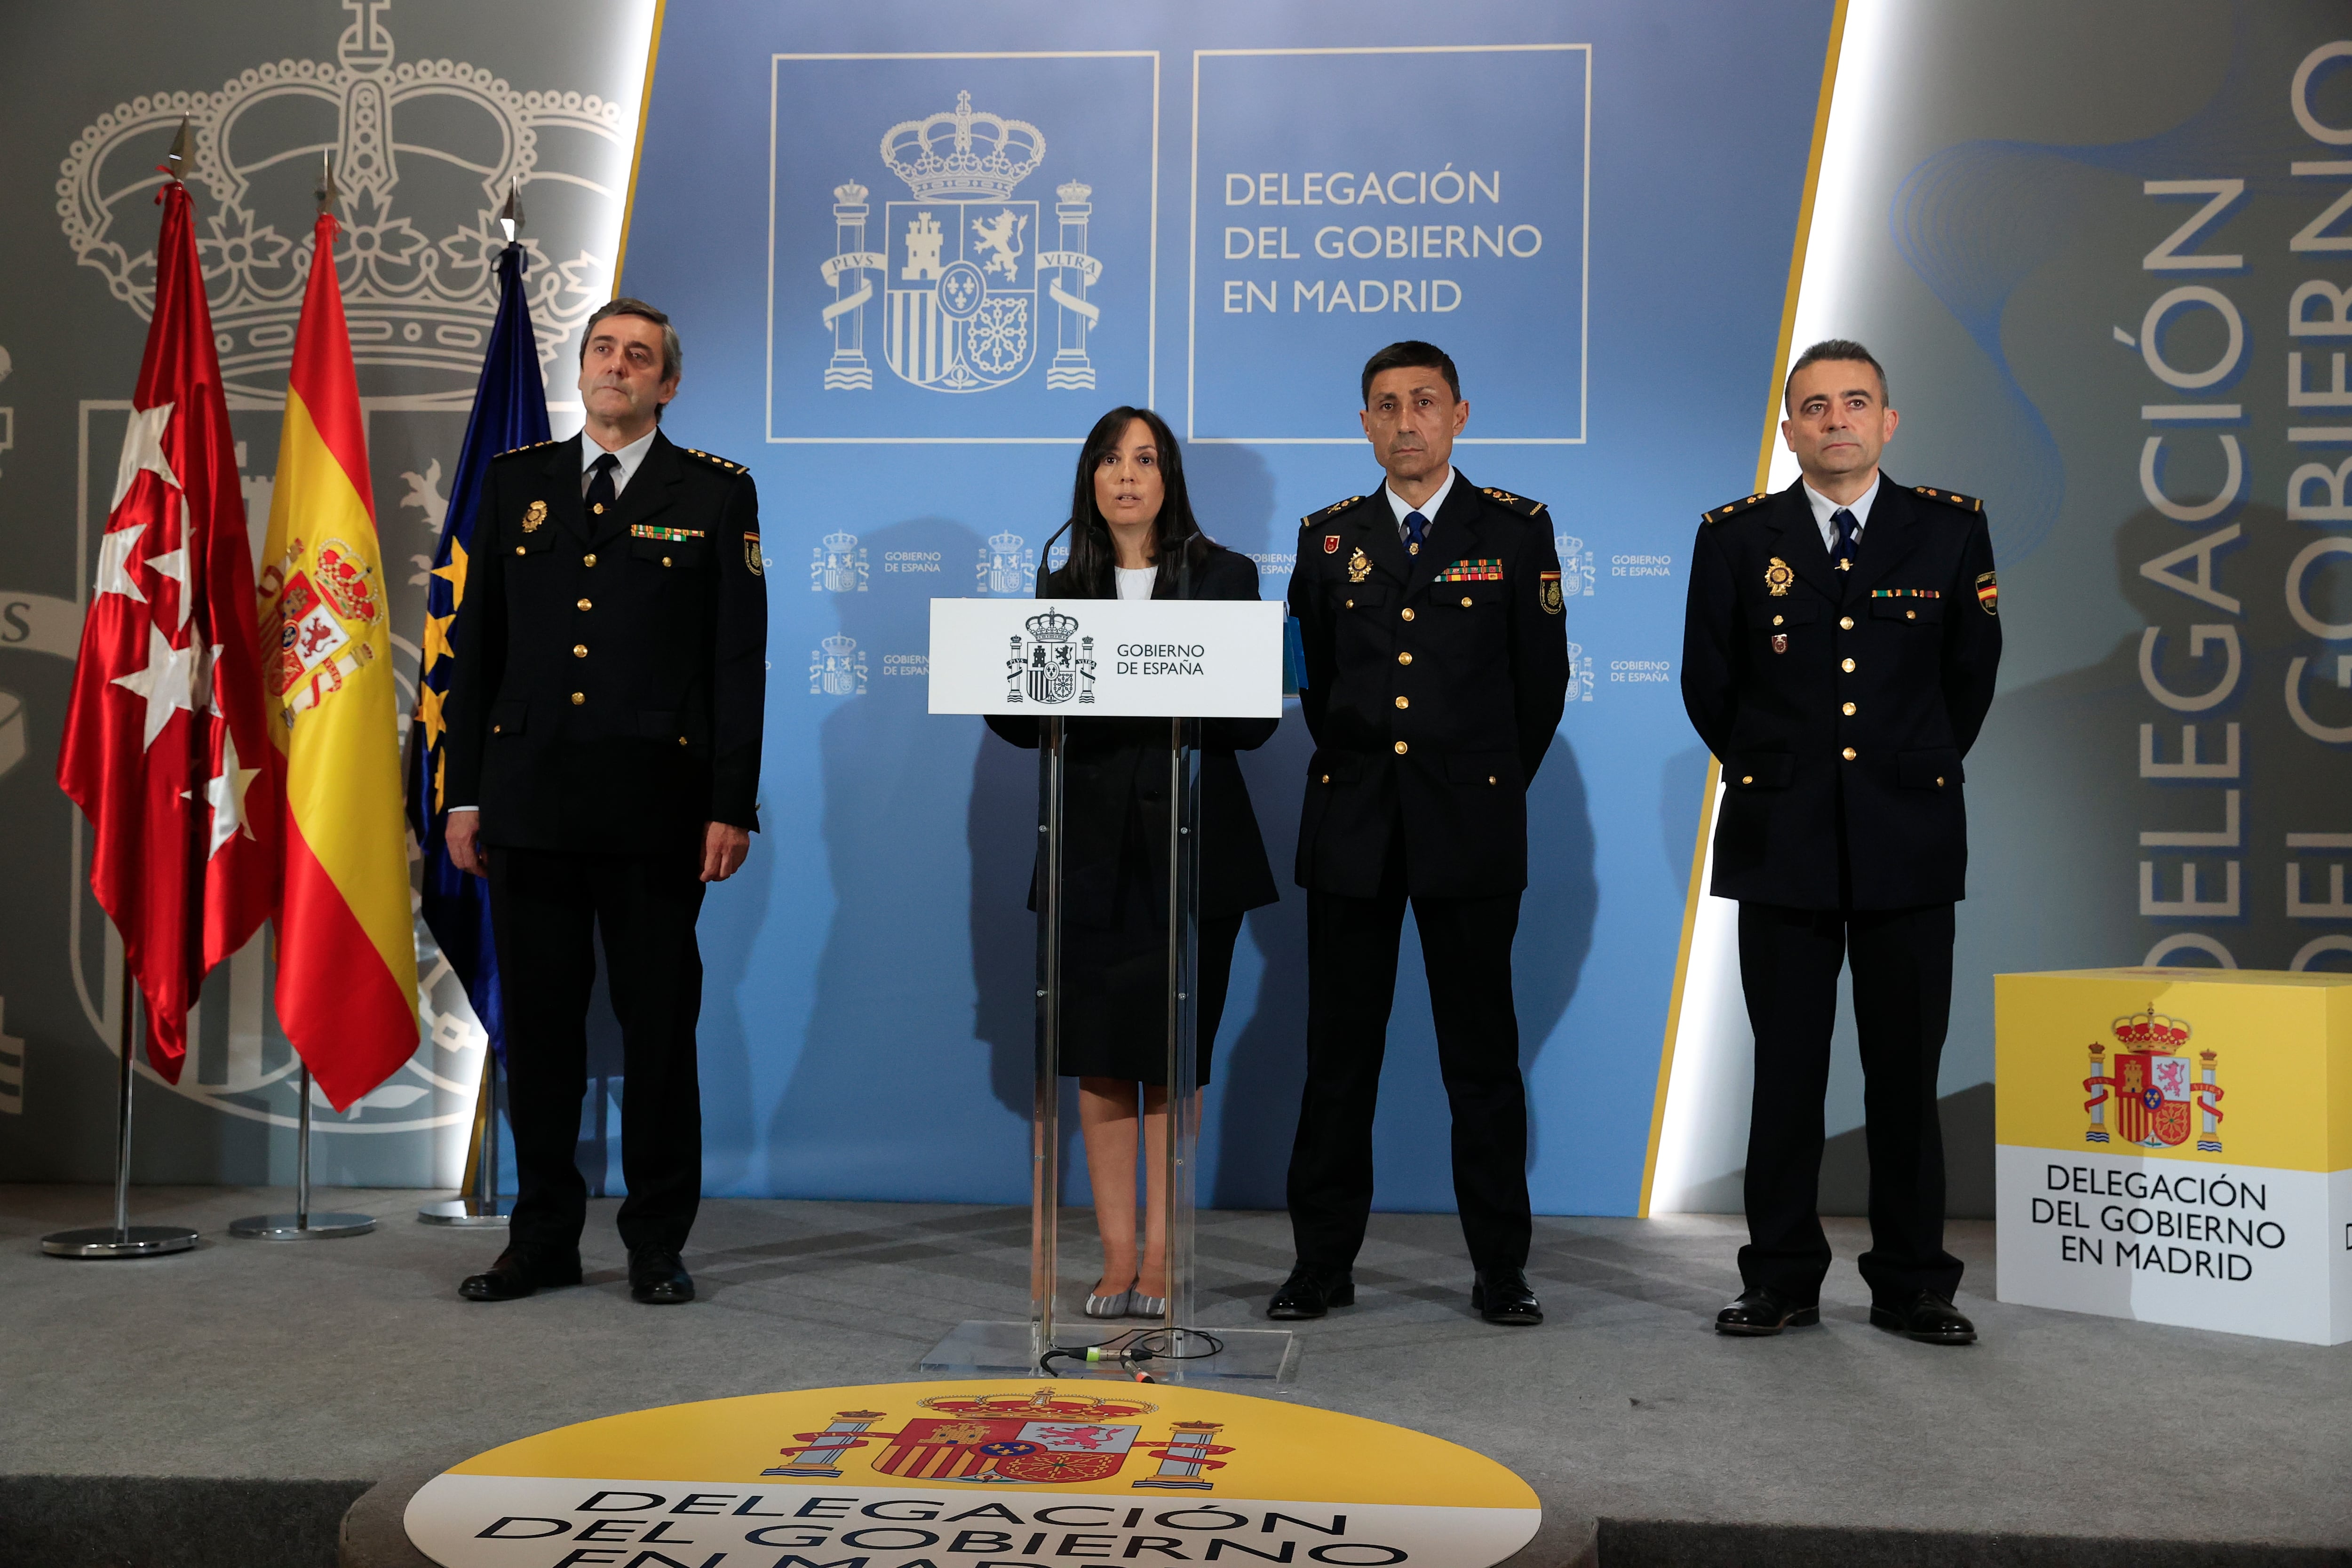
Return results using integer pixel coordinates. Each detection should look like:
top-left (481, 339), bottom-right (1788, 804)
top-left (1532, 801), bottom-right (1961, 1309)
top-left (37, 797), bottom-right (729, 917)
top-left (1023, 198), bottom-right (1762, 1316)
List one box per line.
top-left (986, 406), bottom-right (1279, 1317)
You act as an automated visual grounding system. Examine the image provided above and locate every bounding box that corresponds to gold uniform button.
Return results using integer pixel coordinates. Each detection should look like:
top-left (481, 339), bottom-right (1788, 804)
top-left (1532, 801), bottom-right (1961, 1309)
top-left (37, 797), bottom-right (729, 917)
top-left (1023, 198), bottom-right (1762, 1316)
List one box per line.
top-left (1345, 598), bottom-right (1355, 609)
top-left (1401, 607), bottom-right (1415, 621)
top-left (1398, 651), bottom-right (1413, 666)
top-left (1460, 596), bottom-right (1473, 608)
top-left (1740, 774), bottom-right (1753, 785)
top-left (1487, 775), bottom-right (1497, 785)
top-left (1394, 695), bottom-right (1410, 709)
top-left (592, 502), bottom-right (605, 515)
top-left (1772, 614), bottom-right (1784, 626)
top-left (662, 555), bottom-right (673, 568)
top-left (1907, 610), bottom-right (1916, 620)
top-left (1839, 616), bottom-right (1854, 630)
top-left (1842, 701), bottom-right (1856, 716)
top-left (1320, 774), bottom-right (1331, 784)
top-left (583, 553), bottom-right (597, 567)
top-left (679, 736), bottom-right (690, 748)
top-left (1841, 746), bottom-right (1858, 761)
top-left (571, 692), bottom-right (585, 706)
top-left (1841, 656), bottom-right (1856, 672)
top-left (1393, 740), bottom-right (1409, 755)
top-left (577, 597), bottom-right (592, 612)
top-left (573, 644), bottom-right (588, 658)
top-left (1936, 776), bottom-right (1946, 787)
top-left (492, 724), bottom-right (502, 734)
top-left (514, 545), bottom-right (525, 556)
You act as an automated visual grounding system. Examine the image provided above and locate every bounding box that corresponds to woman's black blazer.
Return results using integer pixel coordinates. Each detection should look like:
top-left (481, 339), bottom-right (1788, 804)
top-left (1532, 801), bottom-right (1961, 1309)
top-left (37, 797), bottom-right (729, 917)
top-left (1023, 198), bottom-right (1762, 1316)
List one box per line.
top-left (985, 544), bottom-right (1280, 926)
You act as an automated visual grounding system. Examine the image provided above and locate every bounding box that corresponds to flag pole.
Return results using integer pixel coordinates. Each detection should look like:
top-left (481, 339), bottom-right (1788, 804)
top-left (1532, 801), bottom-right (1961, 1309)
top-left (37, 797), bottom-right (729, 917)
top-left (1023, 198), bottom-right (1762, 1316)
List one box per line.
top-left (40, 961), bottom-right (200, 1258)
top-left (229, 1063), bottom-right (376, 1239)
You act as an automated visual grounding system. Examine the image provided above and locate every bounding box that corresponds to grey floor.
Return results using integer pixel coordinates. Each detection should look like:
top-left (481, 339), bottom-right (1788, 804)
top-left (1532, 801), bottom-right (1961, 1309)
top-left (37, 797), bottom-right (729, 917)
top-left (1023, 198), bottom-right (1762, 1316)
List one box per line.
top-left (5, 1185), bottom-right (2349, 1562)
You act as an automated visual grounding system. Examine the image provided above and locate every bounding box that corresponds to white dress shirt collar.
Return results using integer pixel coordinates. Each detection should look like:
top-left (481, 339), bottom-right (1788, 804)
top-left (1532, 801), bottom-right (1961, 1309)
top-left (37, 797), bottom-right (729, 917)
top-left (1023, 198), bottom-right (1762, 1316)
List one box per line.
top-left (580, 425), bottom-right (659, 496)
top-left (1385, 466), bottom-right (1458, 532)
top-left (1803, 471), bottom-right (1882, 553)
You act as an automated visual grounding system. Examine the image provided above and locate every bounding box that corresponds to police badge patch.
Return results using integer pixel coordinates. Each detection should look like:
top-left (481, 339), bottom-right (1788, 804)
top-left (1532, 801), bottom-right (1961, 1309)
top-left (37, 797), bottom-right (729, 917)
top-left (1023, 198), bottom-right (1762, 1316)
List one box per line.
top-left (1347, 548), bottom-right (1371, 584)
top-left (1540, 570), bottom-right (1564, 615)
top-left (1765, 557), bottom-right (1793, 597)
top-left (746, 532), bottom-right (764, 576)
top-left (1977, 570), bottom-right (1998, 615)
top-left (1324, 534), bottom-right (1341, 554)
top-left (522, 500), bottom-right (547, 533)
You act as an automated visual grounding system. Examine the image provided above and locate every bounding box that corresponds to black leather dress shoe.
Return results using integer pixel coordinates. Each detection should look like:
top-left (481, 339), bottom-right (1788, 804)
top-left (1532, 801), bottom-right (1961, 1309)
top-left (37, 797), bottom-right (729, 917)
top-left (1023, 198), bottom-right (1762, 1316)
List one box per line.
top-left (1266, 1267), bottom-right (1353, 1320)
top-left (1470, 1267), bottom-right (1543, 1326)
top-left (459, 1247), bottom-right (582, 1303)
top-left (628, 1246), bottom-right (695, 1305)
top-left (1714, 1286), bottom-right (1820, 1336)
top-left (1871, 1290), bottom-right (1976, 1344)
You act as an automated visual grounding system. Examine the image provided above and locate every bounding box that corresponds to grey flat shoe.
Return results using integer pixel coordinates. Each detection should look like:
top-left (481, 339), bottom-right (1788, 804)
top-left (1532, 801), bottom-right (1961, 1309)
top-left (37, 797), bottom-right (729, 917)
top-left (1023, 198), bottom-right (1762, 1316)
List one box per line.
top-left (1129, 1294), bottom-right (1166, 1318)
top-left (1084, 1288), bottom-right (1134, 1319)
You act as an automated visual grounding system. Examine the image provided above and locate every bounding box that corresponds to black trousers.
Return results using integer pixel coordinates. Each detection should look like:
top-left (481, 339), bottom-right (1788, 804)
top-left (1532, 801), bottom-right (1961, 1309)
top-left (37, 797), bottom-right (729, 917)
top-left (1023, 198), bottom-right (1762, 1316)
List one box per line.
top-left (488, 844), bottom-right (708, 1258)
top-left (1735, 899), bottom-right (1962, 1305)
top-left (1287, 832), bottom-right (1531, 1274)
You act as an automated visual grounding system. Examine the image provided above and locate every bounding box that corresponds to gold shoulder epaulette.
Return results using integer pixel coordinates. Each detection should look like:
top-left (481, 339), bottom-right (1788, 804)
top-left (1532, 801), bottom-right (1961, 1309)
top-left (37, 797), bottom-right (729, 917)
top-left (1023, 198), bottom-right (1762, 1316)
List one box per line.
top-left (1299, 495), bottom-right (1366, 528)
top-left (1478, 486), bottom-right (1547, 519)
top-left (495, 438), bottom-right (556, 459)
top-left (1911, 484), bottom-right (1982, 513)
top-left (1702, 491), bottom-right (1771, 525)
top-left (681, 446), bottom-right (748, 475)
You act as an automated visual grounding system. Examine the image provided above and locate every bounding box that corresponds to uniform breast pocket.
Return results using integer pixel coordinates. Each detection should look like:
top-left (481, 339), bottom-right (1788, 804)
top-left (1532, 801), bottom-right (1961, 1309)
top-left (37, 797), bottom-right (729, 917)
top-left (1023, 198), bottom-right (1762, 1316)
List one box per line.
top-left (631, 534), bottom-right (711, 571)
top-left (1336, 582), bottom-right (1389, 613)
top-left (1444, 581), bottom-right (1506, 612)
top-left (1747, 602), bottom-right (1819, 632)
top-left (1871, 596), bottom-right (1944, 626)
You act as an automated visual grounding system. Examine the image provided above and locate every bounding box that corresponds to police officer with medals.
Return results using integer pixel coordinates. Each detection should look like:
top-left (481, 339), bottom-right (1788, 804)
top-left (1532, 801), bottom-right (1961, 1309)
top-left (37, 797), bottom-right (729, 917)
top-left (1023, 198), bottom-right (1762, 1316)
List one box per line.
top-left (1680, 339), bottom-right (2000, 1345)
top-left (1271, 342), bottom-right (1569, 1327)
top-left (442, 299), bottom-right (767, 1306)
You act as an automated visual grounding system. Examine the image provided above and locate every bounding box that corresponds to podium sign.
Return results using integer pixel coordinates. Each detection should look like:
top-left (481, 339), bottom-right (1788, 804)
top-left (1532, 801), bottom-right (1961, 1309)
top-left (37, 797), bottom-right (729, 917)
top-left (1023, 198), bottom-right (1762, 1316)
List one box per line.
top-left (925, 594), bottom-right (1294, 1381)
top-left (1995, 968), bottom-right (2352, 1345)
top-left (928, 598), bottom-right (1283, 717)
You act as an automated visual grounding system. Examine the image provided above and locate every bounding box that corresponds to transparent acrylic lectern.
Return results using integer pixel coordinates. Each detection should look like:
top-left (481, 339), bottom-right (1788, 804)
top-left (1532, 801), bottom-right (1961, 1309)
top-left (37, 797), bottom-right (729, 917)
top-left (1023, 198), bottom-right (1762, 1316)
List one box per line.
top-left (921, 591), bottom-right (1295, 1383)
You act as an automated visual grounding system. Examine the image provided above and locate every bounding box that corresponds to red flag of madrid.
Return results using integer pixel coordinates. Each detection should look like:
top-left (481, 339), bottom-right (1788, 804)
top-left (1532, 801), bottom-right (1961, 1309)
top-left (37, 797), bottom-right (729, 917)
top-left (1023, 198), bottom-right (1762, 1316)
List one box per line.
top-left (57, 173), bottom-right (282, 1077)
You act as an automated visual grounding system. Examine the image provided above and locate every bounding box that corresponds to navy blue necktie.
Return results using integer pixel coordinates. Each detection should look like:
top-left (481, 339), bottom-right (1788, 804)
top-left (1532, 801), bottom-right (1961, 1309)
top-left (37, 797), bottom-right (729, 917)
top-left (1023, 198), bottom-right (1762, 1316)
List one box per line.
top-left (1404, 509), bottom-right (1429, 556)
top-left (586, 452), bottom-right (619, 520)
top-left (1831, 506), bottom-right (1859, 571)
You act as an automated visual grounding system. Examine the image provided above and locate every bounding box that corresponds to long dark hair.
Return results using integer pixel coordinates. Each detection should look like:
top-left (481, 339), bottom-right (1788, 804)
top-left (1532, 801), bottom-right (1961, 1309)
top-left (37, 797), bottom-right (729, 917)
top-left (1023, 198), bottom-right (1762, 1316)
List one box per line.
top-left (1041, 406), bottom-right (1210, 599)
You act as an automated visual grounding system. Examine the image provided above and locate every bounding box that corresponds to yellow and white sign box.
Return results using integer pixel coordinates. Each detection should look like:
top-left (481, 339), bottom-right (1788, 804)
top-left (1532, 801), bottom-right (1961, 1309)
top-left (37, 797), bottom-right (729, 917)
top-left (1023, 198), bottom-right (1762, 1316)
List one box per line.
top-left (1994, 969), bottom-right (2352, 1345)
top-left (405, 1380), bottom-right (1542, 1568)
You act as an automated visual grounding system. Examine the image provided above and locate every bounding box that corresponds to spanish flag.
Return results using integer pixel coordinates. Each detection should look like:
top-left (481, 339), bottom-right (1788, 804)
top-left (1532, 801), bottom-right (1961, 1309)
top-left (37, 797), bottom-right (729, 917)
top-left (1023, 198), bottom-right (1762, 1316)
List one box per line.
top-left (258, 209), bottom-right (420, 1109)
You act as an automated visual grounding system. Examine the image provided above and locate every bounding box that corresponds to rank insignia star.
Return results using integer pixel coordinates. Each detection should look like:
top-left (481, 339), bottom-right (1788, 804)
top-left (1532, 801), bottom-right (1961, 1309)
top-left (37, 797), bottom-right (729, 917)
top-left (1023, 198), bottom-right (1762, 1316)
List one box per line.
top-left (1765, 557), bottom-right (1794, 597)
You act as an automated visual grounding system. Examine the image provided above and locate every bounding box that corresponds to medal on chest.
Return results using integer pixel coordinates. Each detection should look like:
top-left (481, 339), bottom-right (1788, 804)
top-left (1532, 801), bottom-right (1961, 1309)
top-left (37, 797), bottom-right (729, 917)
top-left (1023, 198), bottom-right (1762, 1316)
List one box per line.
top-left (1347, 547), bottom-right (1371, 584)
top-left (1764, 557), bottom-right (1793, 597)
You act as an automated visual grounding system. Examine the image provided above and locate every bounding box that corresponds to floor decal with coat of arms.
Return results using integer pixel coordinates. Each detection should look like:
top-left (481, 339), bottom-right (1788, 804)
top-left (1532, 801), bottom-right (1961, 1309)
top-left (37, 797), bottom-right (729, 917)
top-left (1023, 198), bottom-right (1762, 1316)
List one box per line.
top-left (404, 1380), bottom-right (1542, 1568)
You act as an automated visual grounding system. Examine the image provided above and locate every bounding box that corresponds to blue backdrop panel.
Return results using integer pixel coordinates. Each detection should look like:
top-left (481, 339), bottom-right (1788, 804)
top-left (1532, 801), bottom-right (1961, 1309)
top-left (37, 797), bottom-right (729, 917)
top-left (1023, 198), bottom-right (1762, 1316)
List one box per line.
top-left (624, 0), bottom-right (1834, 1213)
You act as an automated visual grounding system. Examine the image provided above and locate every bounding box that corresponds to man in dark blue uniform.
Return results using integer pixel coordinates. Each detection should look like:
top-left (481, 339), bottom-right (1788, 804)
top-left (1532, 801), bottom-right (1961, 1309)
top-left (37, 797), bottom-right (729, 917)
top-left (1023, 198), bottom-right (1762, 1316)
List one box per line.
top-left (1271, 342), bottom-right (1569, 1326)
top-left (1680, 339), bottom-right (2000, 1345)
top-left (442, 299), bottom-right (767, 1306)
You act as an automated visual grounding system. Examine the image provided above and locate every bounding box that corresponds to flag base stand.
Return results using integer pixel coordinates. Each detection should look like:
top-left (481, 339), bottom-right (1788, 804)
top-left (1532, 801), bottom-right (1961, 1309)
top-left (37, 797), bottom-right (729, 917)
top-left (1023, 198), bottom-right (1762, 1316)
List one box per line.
top-left (229, 1211), bottom-right (375, 1240)
top-left (42, 1224), bottom-right (199, 1258)
top-left (230, 1066), bottom-right (374, 1242)
top-left (919, 1319), bottom-right (1297, 1382)
top-left (419, 1048), bottom-right (508, 1225)
top-left (41, 971), bottom-right (199, 1261)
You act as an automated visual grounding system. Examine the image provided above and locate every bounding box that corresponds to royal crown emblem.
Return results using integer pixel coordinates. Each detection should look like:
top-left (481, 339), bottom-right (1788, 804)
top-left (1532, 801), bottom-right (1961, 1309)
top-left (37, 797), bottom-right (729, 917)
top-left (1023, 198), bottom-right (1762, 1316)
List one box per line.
top-left (820, 90), bottom-right (1101, 395)
top-left (978, 529), bottom-right (1036, 595)
top-left (763, 1389), bottom-right (1234, 1492)
top-left (810, 632), bottom-right (868, 697)
top-left (810, 529), bottom-right (868, 593)
top-left (2082, 1004), bottom-right (2224, 1152)
top-left (1007, 608), bottom-right (1095, 706)
top-left (57, 0), bottom-right (622, 401)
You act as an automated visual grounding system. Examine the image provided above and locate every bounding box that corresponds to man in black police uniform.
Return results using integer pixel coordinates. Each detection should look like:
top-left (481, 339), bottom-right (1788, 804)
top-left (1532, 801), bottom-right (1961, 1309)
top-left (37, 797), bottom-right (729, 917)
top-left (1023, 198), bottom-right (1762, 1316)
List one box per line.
top-left (1271, 341), bottom-right (1569, 1327)
top-left (1680, 339), bottom-right (2000, 1345)
top-left (442, 298), bottom-right (766, 1305)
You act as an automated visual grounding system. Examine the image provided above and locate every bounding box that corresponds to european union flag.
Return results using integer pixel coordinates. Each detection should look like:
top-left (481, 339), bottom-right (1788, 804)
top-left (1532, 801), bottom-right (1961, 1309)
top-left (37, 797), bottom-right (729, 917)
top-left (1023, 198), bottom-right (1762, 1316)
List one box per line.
top-left (407, 242), bottom-right (549, 1062)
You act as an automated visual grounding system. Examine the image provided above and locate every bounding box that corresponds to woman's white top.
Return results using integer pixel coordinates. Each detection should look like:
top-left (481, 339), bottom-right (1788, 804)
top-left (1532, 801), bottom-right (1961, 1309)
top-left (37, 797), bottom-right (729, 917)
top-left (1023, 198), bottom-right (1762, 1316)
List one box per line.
top-left (1115, 565), bottom-right (1157, 601)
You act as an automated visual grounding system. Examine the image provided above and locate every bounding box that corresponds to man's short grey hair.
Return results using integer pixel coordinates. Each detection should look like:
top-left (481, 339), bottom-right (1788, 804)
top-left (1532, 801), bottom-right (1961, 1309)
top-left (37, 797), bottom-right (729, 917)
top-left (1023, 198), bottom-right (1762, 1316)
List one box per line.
top-left (1784, 338), bottom-right (1888, 412)
top-left (581, 297), bottom-right (683, 383)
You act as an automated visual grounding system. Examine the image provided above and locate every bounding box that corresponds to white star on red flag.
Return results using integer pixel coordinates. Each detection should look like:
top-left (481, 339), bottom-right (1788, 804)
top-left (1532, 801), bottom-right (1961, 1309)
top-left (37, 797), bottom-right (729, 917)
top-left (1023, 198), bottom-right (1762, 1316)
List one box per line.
top-left (110, 621), bottom-right (198, 749)
top-left (109, 401), bottom-right (178, 510)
